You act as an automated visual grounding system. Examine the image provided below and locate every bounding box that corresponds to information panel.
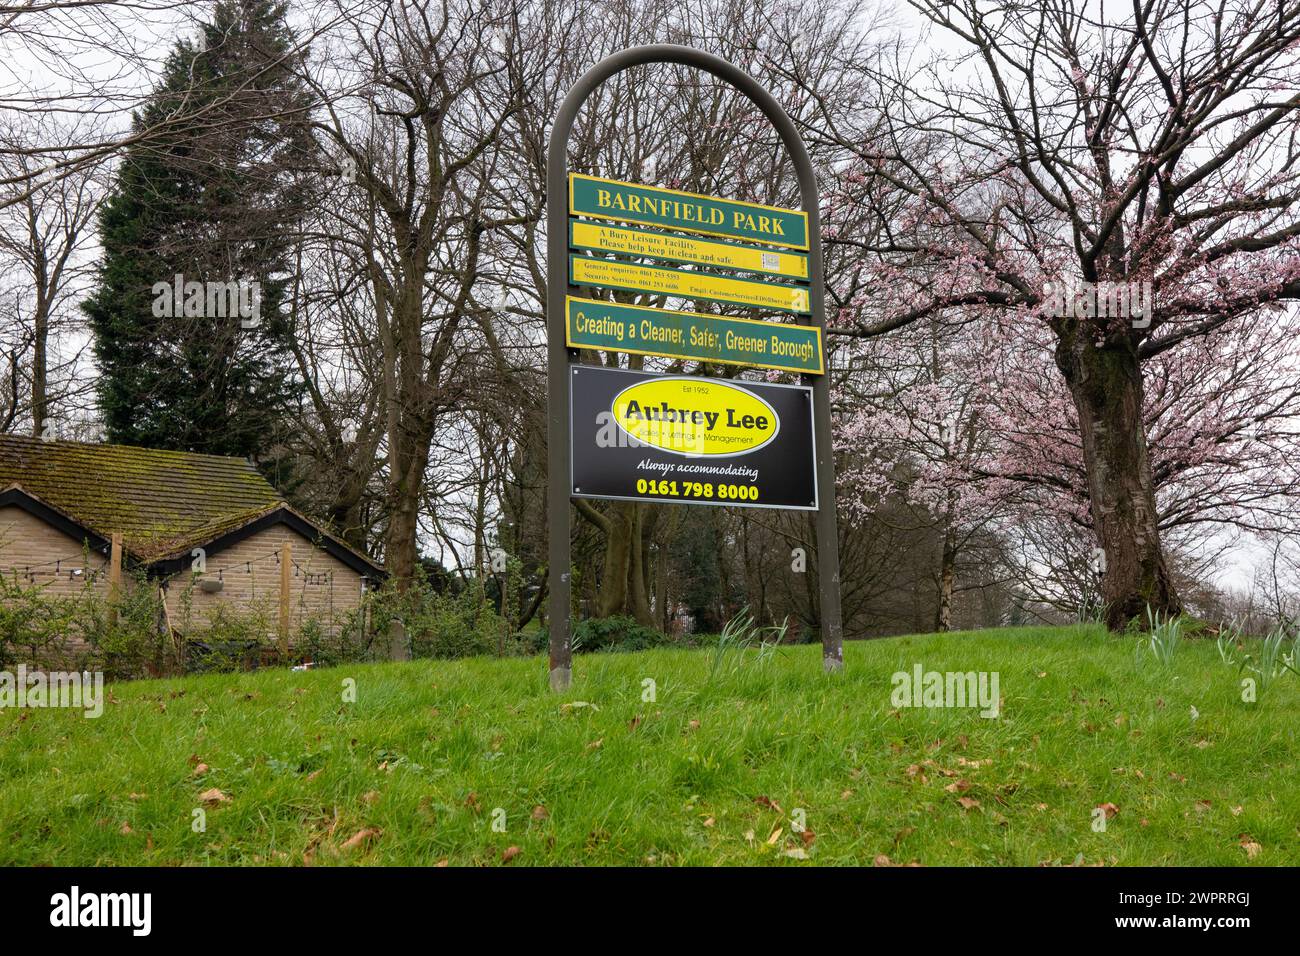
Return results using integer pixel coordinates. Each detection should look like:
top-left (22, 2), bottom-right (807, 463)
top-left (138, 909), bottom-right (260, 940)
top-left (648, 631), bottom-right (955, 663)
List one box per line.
top-left (569, 366), bottom-right (817, 510)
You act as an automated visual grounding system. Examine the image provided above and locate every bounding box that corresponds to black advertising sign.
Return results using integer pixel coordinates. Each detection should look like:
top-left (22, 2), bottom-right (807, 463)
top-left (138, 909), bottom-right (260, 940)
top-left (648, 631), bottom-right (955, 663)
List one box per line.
top-left (569, 365), bottom-right (817, 510)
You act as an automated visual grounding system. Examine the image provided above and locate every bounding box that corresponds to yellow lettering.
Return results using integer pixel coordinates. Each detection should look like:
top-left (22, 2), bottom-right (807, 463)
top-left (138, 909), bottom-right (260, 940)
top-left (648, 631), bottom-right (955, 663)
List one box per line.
top-left (597, 189), bottom-right (612, 208)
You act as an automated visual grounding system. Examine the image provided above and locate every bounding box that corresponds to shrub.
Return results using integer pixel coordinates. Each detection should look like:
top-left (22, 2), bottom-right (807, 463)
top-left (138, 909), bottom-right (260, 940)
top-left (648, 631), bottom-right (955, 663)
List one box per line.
top-left (535, 615), bottom-right (673, 655)
top-left (349, 581), bottom-right (506, 660)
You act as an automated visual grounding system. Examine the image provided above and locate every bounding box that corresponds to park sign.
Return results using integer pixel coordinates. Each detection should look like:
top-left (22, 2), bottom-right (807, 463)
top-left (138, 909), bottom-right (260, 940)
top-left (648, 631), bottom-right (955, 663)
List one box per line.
top-left (565, 296), bottom-right (823, 374)
top-left (545, 45), bottom-right (845, 691)
top-left (570, 366), bottom-right (817, 511)
top-left (570, 256), bottom-right (811, 314)
top-left (570, 173), bottom-right (809, 250)
top-left (569, 221), bottom-right (809, 280)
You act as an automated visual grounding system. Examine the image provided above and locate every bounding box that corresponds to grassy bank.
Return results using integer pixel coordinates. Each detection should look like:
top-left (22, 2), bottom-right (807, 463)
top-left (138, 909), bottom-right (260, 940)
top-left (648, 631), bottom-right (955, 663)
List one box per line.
top-left (1, 624), bottom-right (1296, 865)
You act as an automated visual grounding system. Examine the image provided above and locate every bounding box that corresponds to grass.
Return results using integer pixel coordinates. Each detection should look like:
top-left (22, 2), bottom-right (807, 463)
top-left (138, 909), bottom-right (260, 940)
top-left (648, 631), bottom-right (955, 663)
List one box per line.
top-left (1, 623), bottom-right (1297, 866)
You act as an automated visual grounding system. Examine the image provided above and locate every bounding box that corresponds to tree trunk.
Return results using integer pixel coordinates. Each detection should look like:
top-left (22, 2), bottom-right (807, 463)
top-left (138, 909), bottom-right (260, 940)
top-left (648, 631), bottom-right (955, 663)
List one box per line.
top-left (31, 297), bottom-right (47, 439)
top-left (385, 434), bottom-right (429, 590)
top-left (934, 486), bottom-right (958, 632)
top-left (1057, 335), bottom-right (1179, 629)
top-left (627, 505), bottom-right (654, 626)
top-left (595, 502), bottom-right (633, 617)
top-left (934, 527), bottom-right (956, 632)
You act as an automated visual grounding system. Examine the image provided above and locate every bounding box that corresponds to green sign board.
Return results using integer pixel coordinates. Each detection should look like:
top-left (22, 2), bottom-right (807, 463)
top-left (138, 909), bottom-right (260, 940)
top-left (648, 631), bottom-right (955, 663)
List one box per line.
top-left (569, 173), bottom-right (809, 250)
top-left (566, 296), bottom-right (824, 374)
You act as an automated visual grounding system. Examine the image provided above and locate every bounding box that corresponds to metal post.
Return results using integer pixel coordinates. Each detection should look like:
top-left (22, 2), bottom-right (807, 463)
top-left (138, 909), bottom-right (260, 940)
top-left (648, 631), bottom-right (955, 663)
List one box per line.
top-left (546, 44), bottom-right (844, 689)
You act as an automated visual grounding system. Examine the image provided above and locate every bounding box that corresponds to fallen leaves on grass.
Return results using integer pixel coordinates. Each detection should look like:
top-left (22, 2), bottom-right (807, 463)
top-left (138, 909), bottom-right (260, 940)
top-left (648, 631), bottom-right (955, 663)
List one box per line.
top-left (501, 846), bottom-right (521, 863)
top-left (1238, 835), bottom-right (1261, 859)
top-left (1096, 802), bottom-right (1120, 820)
top-left (956, 797), bottom-right (980, 811)
top-left (198, 788), bottom-right (229, 805)
top-left (531, 805), bottom-right (549, 821)
top-left (753, 795), bottom-right (783, 813)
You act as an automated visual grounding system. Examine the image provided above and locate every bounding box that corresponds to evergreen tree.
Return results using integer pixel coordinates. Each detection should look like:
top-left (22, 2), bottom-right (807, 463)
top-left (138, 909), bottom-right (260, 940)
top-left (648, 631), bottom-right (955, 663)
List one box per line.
top-left (85, 0), bottom-right (314, 461)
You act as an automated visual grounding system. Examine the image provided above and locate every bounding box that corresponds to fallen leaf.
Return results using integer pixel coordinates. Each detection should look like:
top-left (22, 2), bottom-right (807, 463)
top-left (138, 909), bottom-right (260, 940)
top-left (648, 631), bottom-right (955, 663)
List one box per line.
top-left (628, 715), bottom-right (642, 731)
top-left (198, 788), bottom-right (229, 805)
top-left (687, 719), bottom-right (701, 731)
top-left (753, 795), bottom-right (783, 813)
top-left (361, 790), bottom-right (380, 806)
top-left (766, 827), bottom-right (783, 845)
top-left (501, 846), bottom-right (521, 863)
top-left (464, 792), bottom-right (482, 812)
top-left (1238, 835), bottom-right (1261, 859)
top-left (1231, 805), bottom-right (1243, 817)
top-left (702, 816), bottom-right (715, 828)
top-left (585, 738), bottom-right (603, 751)
top-left (873, 854), bottom-right (895, 866)
top-left (783, 847), bottom-right (808, 860)
top-left (192, 763), bottom-right (209, 777)
top-left (956, 797), bottom-right (980, 810)
top-left (532, 805), bottom-right (549, 821)
top-left (1097, 802), bottom-right (1120, 819)
top-left (119, 821), bottom-right (132, 835)
top-left (800, 828), bottom-right (816, 847)
top-left (944, 779), bottom-right (973, 794)
top-left (341, 828), bottom-right (379, 851)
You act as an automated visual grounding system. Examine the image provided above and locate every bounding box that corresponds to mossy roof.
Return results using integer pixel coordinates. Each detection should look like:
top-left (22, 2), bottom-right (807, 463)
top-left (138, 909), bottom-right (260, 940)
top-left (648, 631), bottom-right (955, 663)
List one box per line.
top-left (0, 435), bottom-right (284, 559)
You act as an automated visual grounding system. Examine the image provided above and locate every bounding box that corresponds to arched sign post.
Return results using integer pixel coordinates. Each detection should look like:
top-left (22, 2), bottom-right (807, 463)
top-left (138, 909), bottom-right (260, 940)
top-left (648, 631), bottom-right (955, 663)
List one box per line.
top-left (546, 45), bottom-right (843, 691)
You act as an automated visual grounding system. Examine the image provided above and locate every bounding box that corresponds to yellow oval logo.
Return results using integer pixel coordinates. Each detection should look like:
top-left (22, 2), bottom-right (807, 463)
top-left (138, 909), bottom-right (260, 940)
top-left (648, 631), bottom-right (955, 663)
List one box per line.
top-left (611, 377), bottom-right (780, 457)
